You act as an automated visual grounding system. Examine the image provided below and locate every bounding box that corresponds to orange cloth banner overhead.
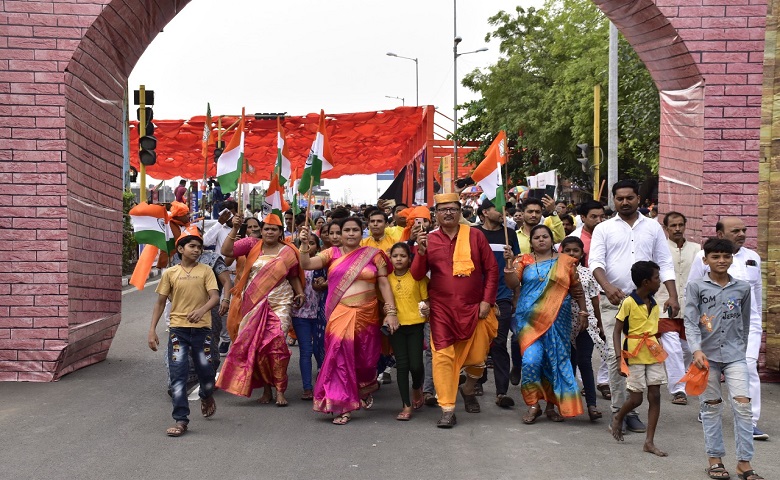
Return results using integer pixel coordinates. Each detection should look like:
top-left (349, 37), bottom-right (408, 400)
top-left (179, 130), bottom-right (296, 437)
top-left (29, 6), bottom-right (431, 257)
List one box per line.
top-left (129, 106), bottom-right (426, 182)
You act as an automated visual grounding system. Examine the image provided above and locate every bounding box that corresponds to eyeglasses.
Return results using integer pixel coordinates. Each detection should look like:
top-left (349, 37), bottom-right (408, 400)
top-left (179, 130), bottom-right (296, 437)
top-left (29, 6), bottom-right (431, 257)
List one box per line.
top-left (436, 207), bottom-right (460, 214)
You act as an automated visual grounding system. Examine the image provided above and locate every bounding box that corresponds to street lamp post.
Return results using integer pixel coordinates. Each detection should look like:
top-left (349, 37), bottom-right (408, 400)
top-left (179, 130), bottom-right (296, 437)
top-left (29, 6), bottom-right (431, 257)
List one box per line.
top-left (385, 95), bottom-right (405, 106)
top-left (386, 52), bottom-right (418, 106)
top-left (453, 38), bottom-right (488, 179)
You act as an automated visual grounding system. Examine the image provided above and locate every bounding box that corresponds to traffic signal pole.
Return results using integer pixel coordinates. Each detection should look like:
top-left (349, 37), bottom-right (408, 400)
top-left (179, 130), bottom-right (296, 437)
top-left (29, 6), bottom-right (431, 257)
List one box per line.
top-left (593, 84), bottom-right (601, 201)
top-left (139, 84), bottom-right (147, 202)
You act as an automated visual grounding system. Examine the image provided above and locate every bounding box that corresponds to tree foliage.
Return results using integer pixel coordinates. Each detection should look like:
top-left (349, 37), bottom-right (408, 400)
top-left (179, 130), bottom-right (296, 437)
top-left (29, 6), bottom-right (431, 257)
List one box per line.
top-left (458, 0), bottom-right (659, 188)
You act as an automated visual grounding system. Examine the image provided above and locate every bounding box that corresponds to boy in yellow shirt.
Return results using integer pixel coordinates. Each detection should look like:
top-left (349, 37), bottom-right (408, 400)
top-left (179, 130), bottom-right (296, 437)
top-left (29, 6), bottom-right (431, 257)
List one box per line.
top-left (610, 260), bottom-right (668, 457)
top-left (148, 229), bottom-right (220, 437)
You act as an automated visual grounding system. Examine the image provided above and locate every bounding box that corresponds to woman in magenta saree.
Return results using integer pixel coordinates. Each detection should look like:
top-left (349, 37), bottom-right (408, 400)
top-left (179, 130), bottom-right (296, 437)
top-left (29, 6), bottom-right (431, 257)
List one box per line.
top-left (299, 217), bottom-right (399, 425)
top-left (217, 213), bottom-right (305, 406)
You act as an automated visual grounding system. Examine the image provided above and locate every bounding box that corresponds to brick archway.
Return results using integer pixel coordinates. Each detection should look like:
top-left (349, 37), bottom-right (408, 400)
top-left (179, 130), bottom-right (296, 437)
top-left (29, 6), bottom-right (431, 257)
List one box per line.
top-left (0, 1), bottom-right (771, 380)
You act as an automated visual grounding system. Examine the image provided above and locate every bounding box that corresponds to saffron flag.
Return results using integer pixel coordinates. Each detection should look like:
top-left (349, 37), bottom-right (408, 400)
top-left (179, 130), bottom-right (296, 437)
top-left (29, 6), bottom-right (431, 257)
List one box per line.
top-left (298, 110), bottom-right (333, 194)
top-left (263, 174), bottom-right (290, 220)
top-left (129, 202), bottom-right (174, 252)
top-left (276, 117), bottom-right (291, 186)
top-left (216, 114), bottom-right (245, 193)
top-left (471, 130), bottom-right (508, 213)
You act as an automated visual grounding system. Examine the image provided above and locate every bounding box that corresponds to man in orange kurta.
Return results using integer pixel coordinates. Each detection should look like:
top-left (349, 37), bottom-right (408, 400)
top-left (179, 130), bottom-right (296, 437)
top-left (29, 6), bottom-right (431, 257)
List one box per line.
top-left (411, 193), bottom-right (498, 428)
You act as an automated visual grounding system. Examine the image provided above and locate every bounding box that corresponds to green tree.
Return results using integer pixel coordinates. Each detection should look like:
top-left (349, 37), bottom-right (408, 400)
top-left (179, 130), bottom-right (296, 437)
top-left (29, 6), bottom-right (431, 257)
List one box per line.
top-left (458, 0), bottom-right (659, 189)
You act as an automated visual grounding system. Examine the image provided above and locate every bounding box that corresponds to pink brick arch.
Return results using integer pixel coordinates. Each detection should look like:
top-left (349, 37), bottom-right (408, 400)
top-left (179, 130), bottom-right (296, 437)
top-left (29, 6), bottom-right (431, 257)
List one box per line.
top-left (0, 0), bottom-right (768, 380)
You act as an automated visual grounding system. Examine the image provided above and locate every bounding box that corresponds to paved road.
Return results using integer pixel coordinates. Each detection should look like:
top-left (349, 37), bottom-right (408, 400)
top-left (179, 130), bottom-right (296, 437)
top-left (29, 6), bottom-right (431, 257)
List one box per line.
top-left (1, 284), bottom-right (778, 480)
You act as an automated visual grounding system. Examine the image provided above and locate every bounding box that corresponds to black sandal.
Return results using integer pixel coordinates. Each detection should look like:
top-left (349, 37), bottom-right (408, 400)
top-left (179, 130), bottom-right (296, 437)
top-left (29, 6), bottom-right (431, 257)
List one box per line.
top-left (459, 386), bottom-right (481, 413)
top-left (522, 404), bottom-right (542, 424)
top-left (737, 470), bottom-right (764, 480)
top-left (436, 410), bottom-right (457, 428)
top-left (705, 463), bottom-right (729, 479)
top-left (597, 384), bottom-right (612, 400)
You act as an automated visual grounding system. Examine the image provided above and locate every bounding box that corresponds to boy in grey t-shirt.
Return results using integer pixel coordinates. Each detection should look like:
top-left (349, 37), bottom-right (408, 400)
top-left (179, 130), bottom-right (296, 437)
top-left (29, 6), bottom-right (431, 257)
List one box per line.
top-left (684, 238), bottom-right (761, 480)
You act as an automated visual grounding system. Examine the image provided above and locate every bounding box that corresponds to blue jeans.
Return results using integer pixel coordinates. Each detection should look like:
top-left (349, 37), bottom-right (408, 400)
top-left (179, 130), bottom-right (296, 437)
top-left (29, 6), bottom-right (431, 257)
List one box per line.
top-left (292, 317), bottom-right (323, 391)
top-left (168, 327), bottom-right (216, 423)
top-left (700, 358), bottom-right (753, 462)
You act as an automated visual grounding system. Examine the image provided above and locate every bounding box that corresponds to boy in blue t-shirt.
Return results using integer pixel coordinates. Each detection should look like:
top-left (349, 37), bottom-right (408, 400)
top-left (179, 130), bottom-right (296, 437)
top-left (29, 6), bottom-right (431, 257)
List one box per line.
top-left (684, 238), bottom-right (761, 480)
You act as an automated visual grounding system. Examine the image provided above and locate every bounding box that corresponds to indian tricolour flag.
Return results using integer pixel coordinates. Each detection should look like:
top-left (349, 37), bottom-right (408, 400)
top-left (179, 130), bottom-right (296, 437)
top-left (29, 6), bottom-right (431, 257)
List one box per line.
top-left (298, 110), bottom-right (333, 194)
top-left (263, 174), bottom-right (290, 220)
top-left (216, 114), bottom-right (245, 193)
top-left (471, 130), bottom-right (508, 212)
top-left (289, 167), bottom-right (301, 215)
top-left (129, 202), bottom-right (174, 252)
top-left (276, 117), bottom-right (292, 186)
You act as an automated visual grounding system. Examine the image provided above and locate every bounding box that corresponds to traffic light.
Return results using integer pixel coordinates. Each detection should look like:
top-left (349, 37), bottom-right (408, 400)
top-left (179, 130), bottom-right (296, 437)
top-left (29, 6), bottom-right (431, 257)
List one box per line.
top-left (137, 106), bottom-right (157, 166)
top-left (576, 143), bottom-right (589, 173)
top-left (213, 140), bottom-right (225, 164)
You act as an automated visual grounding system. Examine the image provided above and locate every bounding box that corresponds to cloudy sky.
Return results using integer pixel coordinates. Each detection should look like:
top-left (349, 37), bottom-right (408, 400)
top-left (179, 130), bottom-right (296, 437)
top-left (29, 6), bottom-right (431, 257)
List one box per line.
top-left (129, 0), bottom-right (542, 203)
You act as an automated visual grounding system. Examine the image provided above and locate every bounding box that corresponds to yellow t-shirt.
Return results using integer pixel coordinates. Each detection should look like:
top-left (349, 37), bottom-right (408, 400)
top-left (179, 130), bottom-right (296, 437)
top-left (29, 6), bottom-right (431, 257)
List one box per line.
top-left (615, 292), bottom-right (661, 365)
top-left (156, 263), bottom-right (219, 328)
top-left (360, 232), bottom-right (399, 254)
top-left (389, 271), bottom-right (428, 326)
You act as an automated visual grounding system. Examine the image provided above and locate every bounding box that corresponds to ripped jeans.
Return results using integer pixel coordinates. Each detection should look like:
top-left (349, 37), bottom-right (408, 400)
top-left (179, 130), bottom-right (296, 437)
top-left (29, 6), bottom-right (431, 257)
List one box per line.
top-left (169, 327), bottom-right (216, 424)
top-left (699, 358), bottom-right (753, 462)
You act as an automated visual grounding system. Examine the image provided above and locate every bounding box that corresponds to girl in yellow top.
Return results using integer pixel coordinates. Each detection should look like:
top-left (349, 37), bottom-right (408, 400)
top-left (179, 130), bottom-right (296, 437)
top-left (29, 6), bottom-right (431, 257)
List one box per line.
top-left (388, 242), bottom-right (430, 421)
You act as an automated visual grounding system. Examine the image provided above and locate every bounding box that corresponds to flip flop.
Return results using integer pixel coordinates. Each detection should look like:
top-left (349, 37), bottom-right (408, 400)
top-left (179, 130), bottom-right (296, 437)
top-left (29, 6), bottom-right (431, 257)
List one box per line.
top-left (166, 422), bottom-right (188, 437)
top-left (332, 413), bottom-right (351, 425)
top-left (360, 394), bottom-right (374, 410)
top-left (201, 396), bottom-right (216, 417)
top-left (396, 411), bottom-right (412, 421)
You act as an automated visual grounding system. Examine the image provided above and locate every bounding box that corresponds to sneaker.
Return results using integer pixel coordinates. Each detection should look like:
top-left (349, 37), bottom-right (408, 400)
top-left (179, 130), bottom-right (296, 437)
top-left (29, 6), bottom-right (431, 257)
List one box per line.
top-left (509, 366), bottom-right (521, 386)
top-left (625, 414), bottom-right (647, 433)
top-left (380, 372), bottom-right (392, 385)
top-left (218, 341), bottom-right (230, 356)
top-left (753, 427), bottom-right (769, 441)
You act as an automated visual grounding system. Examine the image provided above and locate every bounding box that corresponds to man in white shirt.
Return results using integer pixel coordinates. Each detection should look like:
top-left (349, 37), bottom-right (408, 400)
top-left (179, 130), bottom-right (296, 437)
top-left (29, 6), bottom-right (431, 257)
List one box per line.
top-left (655, 212), bottom-right (700, 406)
top-left (687, 216), bottom-right (767, 440)
top-left (202, 199), bottom-right (238, 352)
top-left (589, 179), bottom-right (679, 434)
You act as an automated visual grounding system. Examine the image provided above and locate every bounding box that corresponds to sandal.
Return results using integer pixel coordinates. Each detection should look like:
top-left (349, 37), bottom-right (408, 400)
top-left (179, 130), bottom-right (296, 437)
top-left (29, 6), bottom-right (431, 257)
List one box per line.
top-left (424, 392), bottom-right (438, 406)
top-left (588, 405), bottom-right (602, 421)
top-left (459, 386), bottom-right (481, 413)
top-left (737, 470), bottom-right (764, 480)
top-left (300, 390), bottom-right (313, 401)
top-left (166, 421), bottom-right (188, 437)
top-left (200, 396), bottom-right (216, 418)
top-left (496, 394), bottom-right (516, 408)
top-left (705, 463), bottom-right (730, 479)
top-left (671, 392), bottom-right (688, 405)
top-left (436, 410), bottom-right (457, 428)
top-left (545, 407), bottom-right (565, 422)
top-left (332, 413), bottom-right (351, 425)
top-left (412, 389), bottom-right (424, 410)
top-left (522, 404), bottom-right (542, 424)
top-left (396, 410), bottom-right (412, 421)
top-left (597, 384), bottom-right (612, 400)
top-left (360, 394), bottom-right (374, 410)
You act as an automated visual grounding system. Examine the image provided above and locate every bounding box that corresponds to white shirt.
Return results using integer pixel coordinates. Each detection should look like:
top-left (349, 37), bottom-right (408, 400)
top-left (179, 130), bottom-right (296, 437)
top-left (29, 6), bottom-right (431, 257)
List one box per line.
top-left (687, 246), bottom-right (762, 332)
top-left (589, 213), bottom-right (675, 294)
top-left (202, 221), bottom-right (236, 272)
top-left (655, 239), bottom-right (700, 318)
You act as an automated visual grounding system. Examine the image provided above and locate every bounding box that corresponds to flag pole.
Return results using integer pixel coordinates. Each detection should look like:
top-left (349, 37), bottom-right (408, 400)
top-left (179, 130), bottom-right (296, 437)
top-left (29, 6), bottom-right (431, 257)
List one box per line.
top-left (502, 160), bottom-right (509, 246)
top-left (238, 108), bottom-right (245, 214)
top-left (201, 106), bottom-right (210, 231)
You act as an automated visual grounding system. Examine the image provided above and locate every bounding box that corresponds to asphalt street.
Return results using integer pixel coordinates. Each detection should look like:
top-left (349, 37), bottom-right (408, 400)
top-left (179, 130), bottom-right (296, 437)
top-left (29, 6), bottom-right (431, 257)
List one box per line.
top-left (1, 283), bottom-right (778, 480)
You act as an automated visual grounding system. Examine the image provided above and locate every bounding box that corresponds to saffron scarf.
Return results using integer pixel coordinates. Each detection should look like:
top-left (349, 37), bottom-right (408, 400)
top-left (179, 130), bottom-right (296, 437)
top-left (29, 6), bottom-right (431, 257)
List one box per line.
top-left (452, 224), bottom-right (475, 277)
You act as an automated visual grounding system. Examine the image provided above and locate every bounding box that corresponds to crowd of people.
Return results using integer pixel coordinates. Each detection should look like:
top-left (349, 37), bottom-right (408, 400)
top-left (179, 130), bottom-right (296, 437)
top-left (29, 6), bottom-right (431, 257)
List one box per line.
top-left (145, 178), bottom-right (766, 480)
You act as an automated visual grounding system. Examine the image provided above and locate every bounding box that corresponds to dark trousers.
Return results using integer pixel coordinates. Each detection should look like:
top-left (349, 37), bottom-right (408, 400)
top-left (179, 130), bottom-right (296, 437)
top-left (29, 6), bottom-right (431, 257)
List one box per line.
top-left (168, 327), bottom-right (216, 423)
top-left (571, 329), bottom-right (596, 407)
top-left (389, 323), bottom-right (425, 407)
top-left (490, 299), bottom-right (514, 396)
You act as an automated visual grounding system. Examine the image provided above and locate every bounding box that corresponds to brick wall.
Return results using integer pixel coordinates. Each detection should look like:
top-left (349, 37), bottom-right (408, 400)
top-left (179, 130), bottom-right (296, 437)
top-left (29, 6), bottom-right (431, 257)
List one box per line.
top-left (0, 0), bottom-right (770, 379)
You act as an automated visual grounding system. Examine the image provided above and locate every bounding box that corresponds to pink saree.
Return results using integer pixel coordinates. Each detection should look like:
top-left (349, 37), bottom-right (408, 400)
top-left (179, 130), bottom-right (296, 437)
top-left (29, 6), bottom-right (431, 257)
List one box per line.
top-left (313, 247), bottom-right (386, 415)
top-left (216, 242), bottom-right (301, 397)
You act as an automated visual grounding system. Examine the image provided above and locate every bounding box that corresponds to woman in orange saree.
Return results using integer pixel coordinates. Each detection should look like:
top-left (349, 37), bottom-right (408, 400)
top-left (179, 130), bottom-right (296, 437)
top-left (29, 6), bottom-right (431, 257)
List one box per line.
top-left (217, 213), bottom-right (305, 407)
top-left (506, 225), bottom-right (589, 424)
top-left (298, 217), bottom-right (399, 425)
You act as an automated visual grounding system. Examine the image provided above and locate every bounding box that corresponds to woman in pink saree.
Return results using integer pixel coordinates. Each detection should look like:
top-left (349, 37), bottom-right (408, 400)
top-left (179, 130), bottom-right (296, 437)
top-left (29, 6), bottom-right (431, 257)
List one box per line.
top-left (299, 217), bottom-right (399, 425)
top-left (217, 213), bottom-right (305, 406)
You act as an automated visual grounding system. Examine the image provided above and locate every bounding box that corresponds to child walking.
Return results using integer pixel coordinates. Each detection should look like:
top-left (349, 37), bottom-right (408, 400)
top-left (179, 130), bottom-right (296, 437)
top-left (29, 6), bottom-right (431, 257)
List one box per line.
top-left (684, 238), bottom-right (763, 480)
top-left (148, 230), bottom-right (220, 437)
top-left (559, 237), bottom-right (607, 421)
top-left (292, 233), bottom-right (326, 400)
top-left (388, 242), bottom-right (430, 421)
top-left (609, 261), bottom-right (668, 457)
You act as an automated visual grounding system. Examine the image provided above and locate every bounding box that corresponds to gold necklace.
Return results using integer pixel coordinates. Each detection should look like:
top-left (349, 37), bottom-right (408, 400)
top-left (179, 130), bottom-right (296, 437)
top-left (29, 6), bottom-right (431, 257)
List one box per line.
top-left (180, 264), bottom-right (196, 277)
top-left (533, 252), bottom-right (552, 282)
top-left (394, 271), bottom-right (406, 292)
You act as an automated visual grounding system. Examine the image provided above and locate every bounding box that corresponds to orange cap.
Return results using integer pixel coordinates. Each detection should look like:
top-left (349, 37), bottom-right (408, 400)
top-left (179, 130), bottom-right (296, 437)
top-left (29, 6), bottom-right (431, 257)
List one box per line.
top-left (176, 224), bottom-right (202, 245)
top-left (262, 213), bottom-right (283, 227)
top-left (169, 201), bottom-right (189, 218)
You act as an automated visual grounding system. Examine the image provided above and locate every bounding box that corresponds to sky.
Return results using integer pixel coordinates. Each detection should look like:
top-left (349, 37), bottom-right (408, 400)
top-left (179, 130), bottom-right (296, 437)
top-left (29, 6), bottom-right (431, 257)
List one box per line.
top-left (128, 0), bottom-right (543, 204)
